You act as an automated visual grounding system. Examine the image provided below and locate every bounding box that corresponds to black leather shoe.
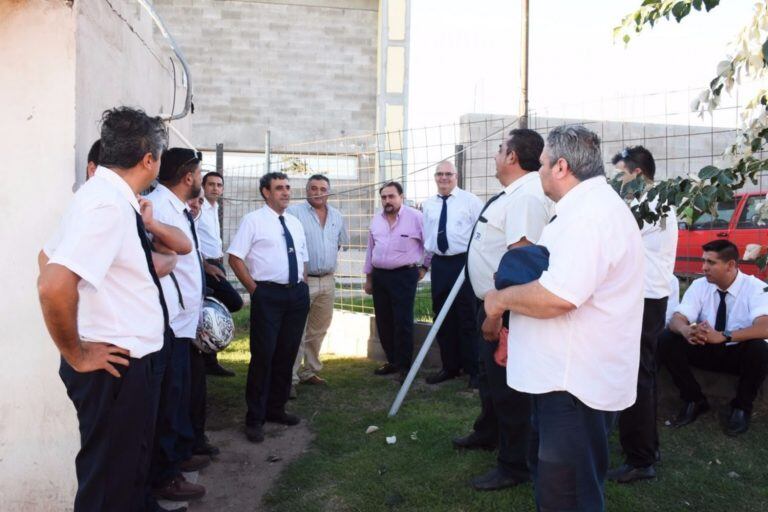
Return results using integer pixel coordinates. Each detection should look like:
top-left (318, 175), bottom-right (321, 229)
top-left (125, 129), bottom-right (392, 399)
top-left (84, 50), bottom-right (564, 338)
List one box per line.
top-left (426, 369), bottom-right (460, 384)
top-left (452, 432), bottom-right (496, 451)
top-left (471, 467), bottom-right (526, 491)
top-left (265, 411), bottom-right (301, 426)
top-left (671, 399), bottom-right (710, 427)
top-left (245, 424), bottom-right (264, 443)
top-left (192, 440), bottom-right (220, 457)
top-left (206, 362), bottom-right (235, 377)
top-left (726, 407), bottom-right (750, 436)
top-left (374, 363), bottom-right (398, 375)
top-left (467, 375), bottom-right (479, 389)
top-left (607, 463), bottom-right (656, 483)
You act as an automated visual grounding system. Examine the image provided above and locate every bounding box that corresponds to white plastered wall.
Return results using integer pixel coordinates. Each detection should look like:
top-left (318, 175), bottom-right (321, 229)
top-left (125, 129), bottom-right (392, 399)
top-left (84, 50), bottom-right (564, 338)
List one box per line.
top-left (0, 0), bottom-right (191, 509)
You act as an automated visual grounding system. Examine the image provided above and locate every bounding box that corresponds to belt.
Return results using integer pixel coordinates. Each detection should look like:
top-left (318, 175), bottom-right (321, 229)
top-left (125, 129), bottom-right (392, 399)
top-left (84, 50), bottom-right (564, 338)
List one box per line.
top-left (308, 272), bottom-right (333, 278)
top-left (373, 264), bottom-right (418, 272)
top-left (256, 280), bottom-right (303, 289)
top-left (205, 257), bottom-right (224, 265)
top-left (433, 252), bottom-right (467, 259)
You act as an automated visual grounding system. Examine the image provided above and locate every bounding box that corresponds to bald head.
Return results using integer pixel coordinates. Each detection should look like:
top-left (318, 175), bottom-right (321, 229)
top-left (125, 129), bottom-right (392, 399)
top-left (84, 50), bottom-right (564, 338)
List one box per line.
top-left (434, 161), bottom-right (458, 195)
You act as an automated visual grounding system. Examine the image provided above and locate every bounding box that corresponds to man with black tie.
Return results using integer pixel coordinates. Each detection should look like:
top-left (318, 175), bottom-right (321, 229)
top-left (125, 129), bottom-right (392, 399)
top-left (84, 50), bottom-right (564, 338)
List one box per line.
top-left (422, 161), bottom-right (482, 385)
top-left (455, 129), bottom-right (553, 491)
top-left (228, 172), bottom-right (310, 444)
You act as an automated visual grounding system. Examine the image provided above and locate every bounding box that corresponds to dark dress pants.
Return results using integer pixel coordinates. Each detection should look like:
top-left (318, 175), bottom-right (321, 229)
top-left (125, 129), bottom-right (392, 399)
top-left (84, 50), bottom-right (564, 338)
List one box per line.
top-left (472, 305), bottom-right (530, 479)
top-left (59, 353), bottom-right (156, 512)
top-left (430, 254), bottom-right (478, 376)
top-left (189, 347), bottom-right (208, 449)
top-left (529, 392), bottom-right (616, 512)
top-left (203, 259), bottom-right (243, 370)
top-left (150, 334), bottom-right (195, 486)
top-left (618, 297), bottom-right (667, 467)
top-left (245, 282), bottom-right (310, 426)
top-left (371, 266), bottom-right (419, 370)
top-left (658, 328), bottom-right (768, 413)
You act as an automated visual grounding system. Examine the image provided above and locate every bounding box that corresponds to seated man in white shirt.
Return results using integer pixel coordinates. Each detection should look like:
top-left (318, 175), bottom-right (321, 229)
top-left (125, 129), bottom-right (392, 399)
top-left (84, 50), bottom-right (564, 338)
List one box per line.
top-left (659, 239), bottom-right (768, 436)
top-left (484, 125), bottom-right (645, 511)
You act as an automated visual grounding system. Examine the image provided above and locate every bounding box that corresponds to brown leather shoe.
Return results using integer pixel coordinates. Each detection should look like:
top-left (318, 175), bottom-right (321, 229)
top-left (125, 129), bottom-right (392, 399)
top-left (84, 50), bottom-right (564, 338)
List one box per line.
top-left (178, 454), bottom-right (210, 472)
top-left (152, 475), bottom-right (206, 501)
top-left (300, 375), bottom-right (327, 385)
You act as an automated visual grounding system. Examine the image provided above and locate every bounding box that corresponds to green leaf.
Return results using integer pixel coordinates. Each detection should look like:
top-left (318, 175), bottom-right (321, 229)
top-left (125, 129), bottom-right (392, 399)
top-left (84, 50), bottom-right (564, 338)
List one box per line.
top-left (623, 34), bottom-right (631, 44)
top-left (641, 0), bottom-right (658, 5)
top-left (692, 0), bottom-right (702, 10)
top-left (698, 165), bottom-right (719, 179)
top-left (763, 37), bottom-right (768, 66)
top-left (671, 1), bottom-right (691, 22)
top-left (702, 0), bottom-right (719, 11)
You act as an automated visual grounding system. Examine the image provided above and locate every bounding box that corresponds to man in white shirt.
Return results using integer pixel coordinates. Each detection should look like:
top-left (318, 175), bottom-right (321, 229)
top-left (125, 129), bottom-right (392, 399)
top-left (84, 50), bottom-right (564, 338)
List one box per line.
top-left (198, 171), bottom-right (242, 378)
top-left (288, 174), bottom-right (349, 389)
top-left (484, 125), bottom-right (645, 511)
top-left (146, 148), bottom-right (210, 503)
top-left (456, 129), bottom-right (553, 492)
top-left (422, 161), bottom-right (483, 386)
top-left (608, 146), bottom-right (678, 483)
top-left (659, 239), bottom-right (768, 436)
top-left (228, 172), bottom-right (310, 444)
top-left (38, 107), bottom-right (170, 511)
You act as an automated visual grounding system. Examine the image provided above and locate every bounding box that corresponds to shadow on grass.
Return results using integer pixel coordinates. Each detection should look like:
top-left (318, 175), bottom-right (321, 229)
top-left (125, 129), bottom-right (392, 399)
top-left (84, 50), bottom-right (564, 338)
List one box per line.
top-left (209, 330), bottom-right (768, 511)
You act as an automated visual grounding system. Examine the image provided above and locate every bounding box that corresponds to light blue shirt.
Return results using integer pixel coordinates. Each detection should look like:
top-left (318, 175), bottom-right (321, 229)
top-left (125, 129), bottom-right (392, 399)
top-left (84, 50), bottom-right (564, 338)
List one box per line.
top-left (288, 202), bottom-right (349, 275)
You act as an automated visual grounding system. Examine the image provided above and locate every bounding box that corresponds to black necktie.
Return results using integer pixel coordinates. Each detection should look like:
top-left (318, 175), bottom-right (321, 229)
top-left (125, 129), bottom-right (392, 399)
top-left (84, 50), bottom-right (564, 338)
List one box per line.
top-left (715, 290), bottom-right (727, 332)
top-left (279, 215), bottom-right (299, 285)
top-left (184, 208), bottom-right (207, 297)
top-left (549, 214), bottom-right (558, 224)
top-left (437, 195), bottom-right (450, 254)
top-left (134, 211), bottom-right (169, 326)
top-left (465, 191), bottom-right (505, 280)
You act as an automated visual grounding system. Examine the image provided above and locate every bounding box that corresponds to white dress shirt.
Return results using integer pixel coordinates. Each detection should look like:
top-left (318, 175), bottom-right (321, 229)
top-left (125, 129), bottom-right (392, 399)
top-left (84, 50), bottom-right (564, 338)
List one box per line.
top-left (638, 198), bottom-right (678, 299)
top-left (675, 271), bottom-right (768, 336)
top-left (666, 274), bottom-right (680, 325)
top-left (197, 199), bottom-right (223, 259)
top-left (227, 205), bottom-right (309, 284)
top-left (43, 167), bottom-right (164, 358)
top-left (506, 177), bottom-right (645, 412)
top-left (144, 184), bottom-right (203, 339)
top-left (422, 186), bottom-right (483, 256)
top-left (467, 172), bottom-right (554, 299)
top-left (287, 202), bottom-right (349, 275)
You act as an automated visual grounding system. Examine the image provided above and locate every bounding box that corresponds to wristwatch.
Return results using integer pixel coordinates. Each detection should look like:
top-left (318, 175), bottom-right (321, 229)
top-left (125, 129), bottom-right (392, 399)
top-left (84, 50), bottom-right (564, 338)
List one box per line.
top-left (723, 329), bottom-right (733, 343)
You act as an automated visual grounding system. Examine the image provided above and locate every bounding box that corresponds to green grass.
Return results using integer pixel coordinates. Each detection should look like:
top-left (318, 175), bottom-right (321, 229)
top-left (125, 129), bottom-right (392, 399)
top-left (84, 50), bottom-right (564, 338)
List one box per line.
top-left (210, 309), bottom-right (768, 511)
top-left (334, 284), bottom-right (434, 323)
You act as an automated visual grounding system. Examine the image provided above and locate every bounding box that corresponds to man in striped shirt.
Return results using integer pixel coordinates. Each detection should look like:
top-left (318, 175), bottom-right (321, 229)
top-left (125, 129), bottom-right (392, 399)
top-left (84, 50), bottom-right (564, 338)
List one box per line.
top-left (288, 174), bottom-right (349, 390)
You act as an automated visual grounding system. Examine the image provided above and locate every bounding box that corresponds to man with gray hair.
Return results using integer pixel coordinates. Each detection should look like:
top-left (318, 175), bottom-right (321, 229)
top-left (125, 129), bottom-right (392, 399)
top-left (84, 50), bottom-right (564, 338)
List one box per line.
top-left (288, 174), bottom-right (349, 391)
top-left (484, 125), bottom-right (644, 511)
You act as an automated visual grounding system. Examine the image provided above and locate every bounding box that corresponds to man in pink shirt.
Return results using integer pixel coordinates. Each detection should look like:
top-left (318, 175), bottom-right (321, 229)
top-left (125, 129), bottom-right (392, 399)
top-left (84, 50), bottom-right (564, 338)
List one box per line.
top-left (364, 181), bottom-right (428, 382)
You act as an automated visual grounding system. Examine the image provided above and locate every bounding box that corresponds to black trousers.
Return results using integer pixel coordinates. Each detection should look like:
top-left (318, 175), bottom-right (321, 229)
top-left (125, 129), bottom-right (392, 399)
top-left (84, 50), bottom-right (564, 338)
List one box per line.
top-left (204, 259), bottom-right (243, 369)
top-left (371, 266), bottom-right (419, 370)
top-left (659, 328), bottom-right (768, 413)
top-left (430, 254), bottom-right (478, 376)
top-left (618, 297), bottom-right (667, 467)
top-left (59, 353), bottom-right (155, 512)
top-left (529, 392), bottom-right (615, 512)
top-left (189, 346), bottom-right (207, 449)
top-left (245, 282), bottom-right (310, 426)
top-left (150, 335), bottom-right (195, 486)
top-left (472, 305), bottom-right (530, 479)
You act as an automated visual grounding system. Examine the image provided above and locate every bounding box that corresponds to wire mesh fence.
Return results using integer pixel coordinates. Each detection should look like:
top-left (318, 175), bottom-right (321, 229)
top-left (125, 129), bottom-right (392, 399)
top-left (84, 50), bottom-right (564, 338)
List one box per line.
top-left (202, 86), bottom-right (767, 320)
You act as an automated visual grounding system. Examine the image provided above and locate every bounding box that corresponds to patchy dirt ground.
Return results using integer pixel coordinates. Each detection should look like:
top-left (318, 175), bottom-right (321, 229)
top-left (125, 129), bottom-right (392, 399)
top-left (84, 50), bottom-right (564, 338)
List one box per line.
top-left (185, 422), bottom-right (314, 512)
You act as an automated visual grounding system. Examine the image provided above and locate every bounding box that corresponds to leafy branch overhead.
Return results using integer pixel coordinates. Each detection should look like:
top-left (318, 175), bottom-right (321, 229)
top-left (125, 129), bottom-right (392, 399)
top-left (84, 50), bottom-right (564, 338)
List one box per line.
top-left (613, 0), bottom-right (768, 235)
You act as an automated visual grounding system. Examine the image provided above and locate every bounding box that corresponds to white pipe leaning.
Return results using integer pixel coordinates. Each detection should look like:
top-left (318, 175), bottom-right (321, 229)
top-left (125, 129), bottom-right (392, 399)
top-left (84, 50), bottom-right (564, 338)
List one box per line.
top-left (388, 268), bottom-right (466, 417)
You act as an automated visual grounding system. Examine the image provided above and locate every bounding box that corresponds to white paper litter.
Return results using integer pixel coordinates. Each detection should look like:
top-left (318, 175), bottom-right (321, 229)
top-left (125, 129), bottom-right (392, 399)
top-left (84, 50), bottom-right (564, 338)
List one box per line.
top-left (386, 436), bottom-right (397, 445)
top-left (365, 425), bottom-right (379, 434)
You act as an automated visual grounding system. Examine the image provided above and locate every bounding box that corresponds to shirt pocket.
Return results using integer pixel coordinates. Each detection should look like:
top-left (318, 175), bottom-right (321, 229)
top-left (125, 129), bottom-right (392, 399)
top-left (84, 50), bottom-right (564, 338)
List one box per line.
top-left (394, 233), bottom-right (418, 253)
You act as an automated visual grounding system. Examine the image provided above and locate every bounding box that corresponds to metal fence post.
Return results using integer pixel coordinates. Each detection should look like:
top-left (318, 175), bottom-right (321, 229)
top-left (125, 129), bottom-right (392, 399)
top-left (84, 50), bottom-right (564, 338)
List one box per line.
top-left (216, 143), bottom-right (224, 239)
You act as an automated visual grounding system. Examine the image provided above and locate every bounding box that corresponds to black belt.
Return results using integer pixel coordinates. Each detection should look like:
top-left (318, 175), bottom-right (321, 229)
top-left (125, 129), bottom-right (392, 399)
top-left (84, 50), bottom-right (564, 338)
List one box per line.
top-left (206, 257), bottom-right (224, 265)
top-left (373, 264), bottom-right (418, 272)
top-left (256, 280), bottom-right (303, 289)
top-left (308, 273), bottom-right (333, 278)
top-left (433, 252), bottom-right (467, 259)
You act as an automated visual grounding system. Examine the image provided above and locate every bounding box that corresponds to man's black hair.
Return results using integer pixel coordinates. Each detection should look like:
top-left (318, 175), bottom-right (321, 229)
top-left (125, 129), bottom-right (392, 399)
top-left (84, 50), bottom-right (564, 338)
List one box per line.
top-left (379, 181), bottom-right (403, 195)
top-left (506, 128), bottom-right (545, 172)
top-left (702, 239), bottom-right (739, 264)
top-left (87, 139), bottom-right (101, 166)
top-left (203, 171), bottom-right (223, 186)
top-left (98, 107), bottom-right (167, 169)
top-left (611, 145), bottom-right (656, 180)
top-left (259, 172), bottom-right (289, 199)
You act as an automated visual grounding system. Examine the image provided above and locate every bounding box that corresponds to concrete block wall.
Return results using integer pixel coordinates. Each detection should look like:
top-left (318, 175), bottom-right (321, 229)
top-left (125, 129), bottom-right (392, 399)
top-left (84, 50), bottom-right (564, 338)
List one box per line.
top-left (154, 0), bottom-right (379, 151)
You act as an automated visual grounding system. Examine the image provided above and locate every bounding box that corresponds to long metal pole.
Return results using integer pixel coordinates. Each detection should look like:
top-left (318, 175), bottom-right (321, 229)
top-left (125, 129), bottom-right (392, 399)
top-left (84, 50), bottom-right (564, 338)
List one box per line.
top-left (388, 270), bottom-right (466, 417)
top-left (519, 0), bottom-right (529, 129)
top-left (265, 130), bottom-right (271, 174)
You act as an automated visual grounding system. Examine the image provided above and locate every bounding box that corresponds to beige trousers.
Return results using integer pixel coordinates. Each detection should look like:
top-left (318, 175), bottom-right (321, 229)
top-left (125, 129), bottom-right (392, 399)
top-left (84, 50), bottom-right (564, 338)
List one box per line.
top-left (292, 274), bottom-right (335, 383)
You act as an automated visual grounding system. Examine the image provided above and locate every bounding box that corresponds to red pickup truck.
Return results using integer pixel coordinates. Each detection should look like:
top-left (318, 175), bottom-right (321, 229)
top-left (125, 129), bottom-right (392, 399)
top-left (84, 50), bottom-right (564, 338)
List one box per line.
top-left (676, 192), bottom-right (768, 279)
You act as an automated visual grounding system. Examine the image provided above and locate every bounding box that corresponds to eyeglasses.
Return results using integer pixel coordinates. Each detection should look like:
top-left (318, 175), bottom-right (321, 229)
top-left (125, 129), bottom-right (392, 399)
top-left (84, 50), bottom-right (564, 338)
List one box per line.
top-left (434, 172), bottom-right (456, 177)
top-left (620, 148), bottom-right (630, 159)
